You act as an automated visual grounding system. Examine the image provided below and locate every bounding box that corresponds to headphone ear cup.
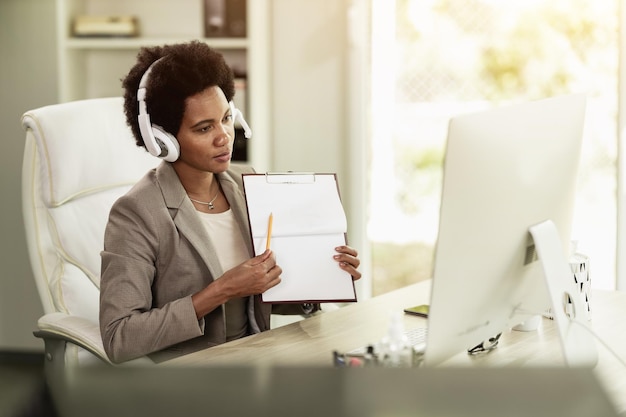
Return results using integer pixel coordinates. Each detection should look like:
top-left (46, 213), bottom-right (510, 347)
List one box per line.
top-left (151, 124), bottom-right (180, 162)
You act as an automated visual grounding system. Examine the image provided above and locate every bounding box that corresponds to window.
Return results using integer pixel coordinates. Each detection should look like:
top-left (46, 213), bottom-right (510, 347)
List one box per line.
top-left (369, 0), bottom-right (618, 295)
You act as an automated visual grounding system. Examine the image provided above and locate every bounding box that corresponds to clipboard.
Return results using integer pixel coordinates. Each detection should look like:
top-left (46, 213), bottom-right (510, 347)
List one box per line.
top-left (242, 172), bottom-right (357, 303)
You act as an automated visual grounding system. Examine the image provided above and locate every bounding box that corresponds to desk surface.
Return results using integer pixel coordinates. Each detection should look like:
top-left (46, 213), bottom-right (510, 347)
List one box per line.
top-left (167, 281), bottom-right (626, 414)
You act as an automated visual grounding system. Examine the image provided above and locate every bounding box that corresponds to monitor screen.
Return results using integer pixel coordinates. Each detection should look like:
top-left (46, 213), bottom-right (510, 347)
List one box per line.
top-left (424, 94), bottom-right (587, 367)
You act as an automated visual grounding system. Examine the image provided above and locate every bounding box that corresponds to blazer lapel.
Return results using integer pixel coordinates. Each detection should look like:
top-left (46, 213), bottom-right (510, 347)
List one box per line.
top-left (218, 171), bottom-right (255, 258)
top-left (154, 162), bottom-right (256, 281)
top-left (155, 162), bottom-right (225, 281)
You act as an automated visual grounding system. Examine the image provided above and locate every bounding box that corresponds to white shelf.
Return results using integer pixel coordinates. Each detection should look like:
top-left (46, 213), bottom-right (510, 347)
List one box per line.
top-left (56, 0), bottom-right (251, 101)
top-left (64, 37), bottom-right (249, 50)
top-left (56, 0), bottom-right (269, 169)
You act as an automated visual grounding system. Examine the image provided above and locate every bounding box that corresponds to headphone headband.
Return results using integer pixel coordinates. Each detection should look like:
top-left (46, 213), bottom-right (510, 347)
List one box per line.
top-left (137, 57), bottom-right (180, 161)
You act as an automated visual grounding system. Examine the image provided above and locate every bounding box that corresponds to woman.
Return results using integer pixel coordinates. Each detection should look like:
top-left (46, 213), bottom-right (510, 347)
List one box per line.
top-left (99, 41), bottom-right (361, 364)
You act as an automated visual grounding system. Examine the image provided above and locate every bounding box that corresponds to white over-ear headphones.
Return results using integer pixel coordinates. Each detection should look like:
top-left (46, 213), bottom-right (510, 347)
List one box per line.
top-left (137, 57), bottom-right (179, 162)
top-left (231, 102), bottom-right (252, 140)
top-left (137, 57), bottom-right (252, 162)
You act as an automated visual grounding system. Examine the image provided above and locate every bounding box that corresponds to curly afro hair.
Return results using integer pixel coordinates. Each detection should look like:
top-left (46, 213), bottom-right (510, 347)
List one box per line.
top-left (122, 40), bottom-right (235, 149)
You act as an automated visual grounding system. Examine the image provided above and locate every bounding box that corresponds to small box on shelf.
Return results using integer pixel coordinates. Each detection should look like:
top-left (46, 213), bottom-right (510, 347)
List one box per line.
top-left (72, 16), bottom-right (140, 38)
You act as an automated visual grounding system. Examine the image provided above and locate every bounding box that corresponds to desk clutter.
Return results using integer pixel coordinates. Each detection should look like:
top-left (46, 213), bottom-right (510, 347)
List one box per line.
top-left (333, 310), bottom-right (504, 368)
top-left (544, 247), bottom-right (592, 321)
top-left (333, 342), bottom-right (424, 368)
top-left (334, 312), bottom-right (427, 368)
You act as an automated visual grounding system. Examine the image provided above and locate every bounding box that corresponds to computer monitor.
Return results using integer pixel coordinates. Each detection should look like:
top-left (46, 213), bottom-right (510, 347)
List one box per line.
top-left (423, 94), bottom-right (594, 367)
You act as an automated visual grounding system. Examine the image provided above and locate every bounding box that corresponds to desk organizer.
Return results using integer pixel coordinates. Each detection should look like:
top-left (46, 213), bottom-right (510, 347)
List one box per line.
top-left (544, 251), bottom-right (591, 321)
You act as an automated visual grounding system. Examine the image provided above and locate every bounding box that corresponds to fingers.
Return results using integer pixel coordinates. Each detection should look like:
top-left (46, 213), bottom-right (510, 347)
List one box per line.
top-left (333, 246), bottom-right (360, 267)
top-left (258, 251), bottom-right (282, 291)
top-left (335, 245), bottom-right (358, 257)
top-left (249, 249), bottom-right (278, 273)
top-left (250, 249), bottom-right (272, 264)
top-left (338, 261), bottom-right (362, 281)
top-left (334, 245), bottom-right (362, 281)
top-left (220, 250), bottom-right (281, 297)
top-left (265, 274), bottom-right (282, 290)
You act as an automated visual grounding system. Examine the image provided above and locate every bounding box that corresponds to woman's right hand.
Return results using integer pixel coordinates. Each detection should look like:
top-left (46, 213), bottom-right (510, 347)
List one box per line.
top-left (219, 249), bottom-right (282, 298)
top-left (192, 250), bottom-right (281, 319)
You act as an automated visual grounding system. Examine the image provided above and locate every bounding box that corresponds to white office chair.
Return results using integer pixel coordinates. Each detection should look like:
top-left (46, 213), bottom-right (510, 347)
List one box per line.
top-left (21, 97), bottom-right (159, 369)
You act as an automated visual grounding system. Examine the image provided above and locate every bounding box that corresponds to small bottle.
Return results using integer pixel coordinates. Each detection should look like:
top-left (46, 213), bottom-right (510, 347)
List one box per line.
top-left (363, 344), bottom-right (378, 367)
top-left (378, 311), bottom-right (413, 367)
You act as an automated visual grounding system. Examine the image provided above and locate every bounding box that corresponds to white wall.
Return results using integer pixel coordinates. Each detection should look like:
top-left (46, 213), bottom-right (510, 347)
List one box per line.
top-left (269, 0), bottom-right (370, 298)
top-left (0, 0), bottom-right (57, 351)
top-left (270, 0), bottom-right (348, 176)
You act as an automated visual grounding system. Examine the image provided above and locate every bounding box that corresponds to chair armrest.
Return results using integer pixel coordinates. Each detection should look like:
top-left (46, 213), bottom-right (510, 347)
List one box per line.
top-left (34, 312), bottom-right (112, 365)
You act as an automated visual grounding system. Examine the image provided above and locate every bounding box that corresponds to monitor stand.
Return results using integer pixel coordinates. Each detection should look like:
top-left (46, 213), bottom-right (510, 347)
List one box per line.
top-left (529, 220), bottom-right (598, 367)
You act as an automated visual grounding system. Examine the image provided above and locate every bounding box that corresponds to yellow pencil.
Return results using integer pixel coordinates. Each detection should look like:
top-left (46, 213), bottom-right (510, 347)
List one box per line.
top-left (265, 212), bottom-right (273, 250)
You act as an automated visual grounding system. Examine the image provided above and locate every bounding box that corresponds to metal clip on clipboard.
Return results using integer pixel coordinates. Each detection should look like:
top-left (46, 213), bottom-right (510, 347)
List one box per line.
top-left (264, 172), bottom-right (316, 184)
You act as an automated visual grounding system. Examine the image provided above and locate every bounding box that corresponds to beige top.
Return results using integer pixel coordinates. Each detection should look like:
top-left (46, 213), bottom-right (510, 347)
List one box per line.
top-left (197, 209), bottom-right (248, 341)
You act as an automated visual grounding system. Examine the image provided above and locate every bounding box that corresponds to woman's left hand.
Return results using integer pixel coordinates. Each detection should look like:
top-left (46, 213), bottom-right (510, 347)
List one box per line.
top-left (333, 245), bottom-right (361, 281)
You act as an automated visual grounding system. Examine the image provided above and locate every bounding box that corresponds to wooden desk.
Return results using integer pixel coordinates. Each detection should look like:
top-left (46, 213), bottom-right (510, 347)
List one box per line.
top-left (167, 281), bottom-right (626, 414)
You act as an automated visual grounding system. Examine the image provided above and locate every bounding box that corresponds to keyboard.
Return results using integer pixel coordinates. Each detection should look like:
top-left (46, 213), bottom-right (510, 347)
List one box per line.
top-left (405, 326), bottom-right (429, 346)
top-left (349, 326), bottom-right (428, 355)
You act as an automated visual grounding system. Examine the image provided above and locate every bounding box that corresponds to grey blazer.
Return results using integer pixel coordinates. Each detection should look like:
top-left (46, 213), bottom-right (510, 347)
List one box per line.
top-left (100, 162), bottom-right (293, 364)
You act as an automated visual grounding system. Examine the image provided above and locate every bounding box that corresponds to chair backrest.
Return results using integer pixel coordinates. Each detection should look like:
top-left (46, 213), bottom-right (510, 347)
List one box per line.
top-left (21, 97), bottom-right (160, 325)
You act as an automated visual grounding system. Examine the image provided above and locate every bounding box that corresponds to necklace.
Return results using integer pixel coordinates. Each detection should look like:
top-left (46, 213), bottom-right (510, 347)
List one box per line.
top-left (188, 188), bottom-right (220, 210)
